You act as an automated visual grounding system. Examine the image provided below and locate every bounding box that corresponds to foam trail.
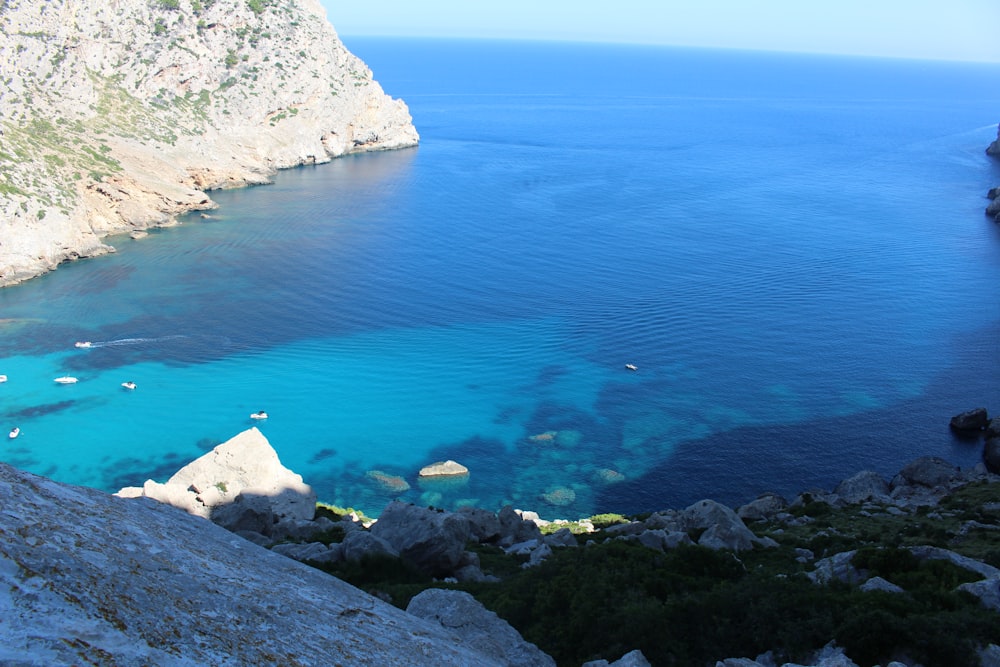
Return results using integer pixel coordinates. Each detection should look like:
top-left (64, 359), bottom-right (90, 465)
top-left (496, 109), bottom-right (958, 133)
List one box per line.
top-left (80, 335), bottom-right (189, 348)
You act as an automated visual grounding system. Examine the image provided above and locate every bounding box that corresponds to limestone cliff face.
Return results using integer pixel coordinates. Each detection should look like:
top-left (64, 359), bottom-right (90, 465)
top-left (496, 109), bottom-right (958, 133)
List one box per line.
top-left (0, 0), bottom-right (418, 286)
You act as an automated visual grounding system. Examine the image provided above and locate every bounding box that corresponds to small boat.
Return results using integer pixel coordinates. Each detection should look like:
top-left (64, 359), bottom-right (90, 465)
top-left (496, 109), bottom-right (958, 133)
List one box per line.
top-left (0, 374), bottom-right (7, 383)
top-left (74, 341), bottom-right (92, 348)
top-left (54, 376), bottom-right (79, 384)
top-left (625, 364), bottom-right (638, 371)
top-left (121, 381), bottom-right (137, 390)
top-left (250, 411), bottom-right (268, 420)
top-left (8, 427), bottom-right (19, 439)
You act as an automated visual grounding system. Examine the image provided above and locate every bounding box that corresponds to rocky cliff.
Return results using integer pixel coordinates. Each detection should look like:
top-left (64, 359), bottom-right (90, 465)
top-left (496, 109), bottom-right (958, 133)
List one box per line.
top-left (0, 462), bottom-right (507, 666)
top-left (0, 0), bottom-right (418, 286)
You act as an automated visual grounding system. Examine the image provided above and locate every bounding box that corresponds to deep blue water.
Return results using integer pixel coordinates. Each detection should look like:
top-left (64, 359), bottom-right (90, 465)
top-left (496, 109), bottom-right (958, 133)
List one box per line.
top-left (2, 39), bottom-right (1000, 518)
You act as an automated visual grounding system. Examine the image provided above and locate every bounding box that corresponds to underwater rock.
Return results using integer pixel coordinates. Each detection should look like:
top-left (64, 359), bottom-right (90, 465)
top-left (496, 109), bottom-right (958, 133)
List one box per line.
top-left (594, 468), bottom-right (626, 484)
top-left (541, 486), bottom-right (576, 506)
top-left (365, 470), bottom-right (411, 493)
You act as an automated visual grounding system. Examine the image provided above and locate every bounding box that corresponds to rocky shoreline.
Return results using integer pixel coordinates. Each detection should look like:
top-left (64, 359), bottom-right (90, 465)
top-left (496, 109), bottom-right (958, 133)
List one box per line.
top-left (0, 0), bottom-right (418, 287)
top-left (2, 406), bottom-right (999, 665)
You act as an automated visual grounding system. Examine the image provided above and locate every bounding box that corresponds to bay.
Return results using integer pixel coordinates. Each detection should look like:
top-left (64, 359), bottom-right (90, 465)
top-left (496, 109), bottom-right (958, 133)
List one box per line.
top-left (2, 39), bottom-right (1000, 518)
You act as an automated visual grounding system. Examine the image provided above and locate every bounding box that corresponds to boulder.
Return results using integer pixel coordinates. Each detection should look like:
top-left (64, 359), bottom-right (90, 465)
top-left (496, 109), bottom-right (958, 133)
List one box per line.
top-left (737, 492), bottom-right (788, 521)
top-left (407, 589), bottom-right (556, 667)
top-left (834, 470), bottom-right (890, 504)
top-left (497, 505), bottom-right (544, 547)
top-left (809, 550), bottom-right (864, 585)
top-left (116, 428), bottom-right (317, 532)
top-left (958, 578), bottom-right (1000, 612)
top-left (987, 418), bottom-right (1000, 439)
top-left (682, 499), bottom-right (763, 551)
top-left (459, 506), bottom-right (504, 542)
top-left (340, 529), bottom-right (399, 563)
top-left (890, 456), bottom-right (960, 490)
top-left (950, 407), bottom-right (989, 432)
top-left (860, 576), bottom-right (904, 594)
top-left (369, 502), bottom-right (472, 576)
top-left (985, 438), bottom-right (1000, 474)
top-left (583, 649), bottom-right (652, 666)
top-left (418, 460), bottom-right (469, 477)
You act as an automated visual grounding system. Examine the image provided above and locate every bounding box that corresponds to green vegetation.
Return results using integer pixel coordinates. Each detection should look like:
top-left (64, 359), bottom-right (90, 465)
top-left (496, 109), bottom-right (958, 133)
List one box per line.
top-left (298, 485), bottom-right (1000, 667)
top-left (157, 0), bottom-right (179, 9)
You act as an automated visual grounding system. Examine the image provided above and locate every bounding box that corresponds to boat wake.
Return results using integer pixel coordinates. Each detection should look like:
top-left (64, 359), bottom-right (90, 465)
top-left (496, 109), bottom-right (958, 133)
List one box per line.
top-left (76, 335), bottom-right (190, 349)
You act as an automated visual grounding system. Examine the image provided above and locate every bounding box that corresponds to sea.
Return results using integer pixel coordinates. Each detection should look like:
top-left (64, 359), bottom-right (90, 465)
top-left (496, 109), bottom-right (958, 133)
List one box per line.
top-left (2, 39), bottom-right (1000, 519)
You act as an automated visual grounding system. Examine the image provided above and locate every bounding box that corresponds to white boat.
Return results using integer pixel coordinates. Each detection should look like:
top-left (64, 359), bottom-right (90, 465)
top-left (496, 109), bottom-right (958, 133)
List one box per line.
top-left (8, 427), bottom-right (19, 439)
top-left (121, 381), bottom-right (137, 390)
top-left (625, 363), bottom-right (638, 371)
top-left (54, 376), bottom-right (79, 384)
top-left (250, 411), bottom-right (268, 420)
top-left (74, 341), bottom-right (92, 348)
top-left (0, 374), bottom-right (7, 383)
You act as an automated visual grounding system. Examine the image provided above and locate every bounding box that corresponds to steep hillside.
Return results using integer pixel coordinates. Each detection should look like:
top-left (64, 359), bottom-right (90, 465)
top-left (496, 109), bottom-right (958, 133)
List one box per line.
top-left (0, 0), bottom-right (418, 286)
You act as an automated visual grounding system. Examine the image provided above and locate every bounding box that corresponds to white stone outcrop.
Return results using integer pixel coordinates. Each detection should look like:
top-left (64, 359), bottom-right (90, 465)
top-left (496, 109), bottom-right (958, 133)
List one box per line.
top-left (116, 427), bottom-right (316, 536)
top-left (419, 459), bottom-right (470, 477)
top-left (0, 463), bottom-right (506, 665)
top-left (0, 0), bottom-right (418, 286)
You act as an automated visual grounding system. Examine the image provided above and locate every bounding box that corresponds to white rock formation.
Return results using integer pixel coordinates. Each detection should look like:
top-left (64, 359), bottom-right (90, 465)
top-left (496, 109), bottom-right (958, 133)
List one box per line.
top-left (116, 426), bottom-right (316, 527)
top-left (0, 462), bottom-right (507, 665)
top-left (0, 0), bottom-right (418, 286)
top-left (419, 459), bottom-right (470, 477)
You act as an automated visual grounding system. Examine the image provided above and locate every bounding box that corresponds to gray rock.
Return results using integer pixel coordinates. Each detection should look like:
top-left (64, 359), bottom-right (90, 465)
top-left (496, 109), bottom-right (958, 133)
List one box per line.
top-left (985, 438), bottom-right (1000, 474)
top-left (908, 545), bottom-right (1000, 579)
top-left (498, 505), bottom-right (544, 546)
top-left (890, 456), bottom-right (960, 490)
top-left (543, 527), bottom-right (578, 548)
top-left (407, 589), bottom-right (556, 667)
top-left (0, 463), bottom-right (503, 666)
top-left (737, 492), bottom-right (789, 521)
top-left (270, 541), bottom-right (336, 563)
top-left (683, 499), bottom-right (763, 551)
top-left (605, 521), bottom-right (647, 537)
top-left (980, 643), bottom-right (1000, 667)
top-left (369, 502), bottom-right (472, 576)
top-left (459, 506), bottom-right (504, 542)
top-left (584, 649), bottom-right (652, 666)
top-left (340, 529), bottom-right (399, 562)
top-left (958, 578), bottom-right (1000, 611)
top-left (809, 551), bottom-right (864, 585)
top-left (643, 509), bottom-right (682, 531)
top-left (860, 576), bottom-right (905, 594)
top-left (950, 407), bottom-right (989, 432)
top-left (834, 470), bottom-right (890, 504)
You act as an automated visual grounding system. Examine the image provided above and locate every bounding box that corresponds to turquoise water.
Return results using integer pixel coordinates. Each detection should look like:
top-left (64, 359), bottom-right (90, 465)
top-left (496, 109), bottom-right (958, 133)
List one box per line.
top-left (2, 40), bottom-right (1000, 518)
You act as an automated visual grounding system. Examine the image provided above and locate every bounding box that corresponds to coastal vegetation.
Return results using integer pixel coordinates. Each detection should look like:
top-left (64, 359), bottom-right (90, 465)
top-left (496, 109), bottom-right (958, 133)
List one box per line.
top-left (307, 480), bottom-right (1000, 666)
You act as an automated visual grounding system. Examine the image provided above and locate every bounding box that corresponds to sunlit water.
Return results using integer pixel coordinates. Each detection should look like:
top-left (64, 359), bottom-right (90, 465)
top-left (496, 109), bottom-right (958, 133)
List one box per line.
top-left (2, 40), bottom-right (1000, 518)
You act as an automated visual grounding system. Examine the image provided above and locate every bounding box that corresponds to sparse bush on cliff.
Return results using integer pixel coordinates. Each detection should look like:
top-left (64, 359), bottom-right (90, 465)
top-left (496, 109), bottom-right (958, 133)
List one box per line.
top-left (303, 478), bottom-right (1000, 667)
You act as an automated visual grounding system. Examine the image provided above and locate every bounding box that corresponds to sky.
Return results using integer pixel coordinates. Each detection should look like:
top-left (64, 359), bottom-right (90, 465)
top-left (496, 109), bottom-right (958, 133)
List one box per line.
top-left (320, 0), bottom-right (1000, 63)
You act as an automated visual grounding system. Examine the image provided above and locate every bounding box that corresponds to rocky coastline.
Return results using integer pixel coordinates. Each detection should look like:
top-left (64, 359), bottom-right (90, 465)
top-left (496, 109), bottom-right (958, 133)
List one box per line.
top-left (2, 406), bottom-right (998, 666)
top-left (0, 0), bottom-right (418, 287)
top-left (985, 124), bottom-right (1000, 220)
